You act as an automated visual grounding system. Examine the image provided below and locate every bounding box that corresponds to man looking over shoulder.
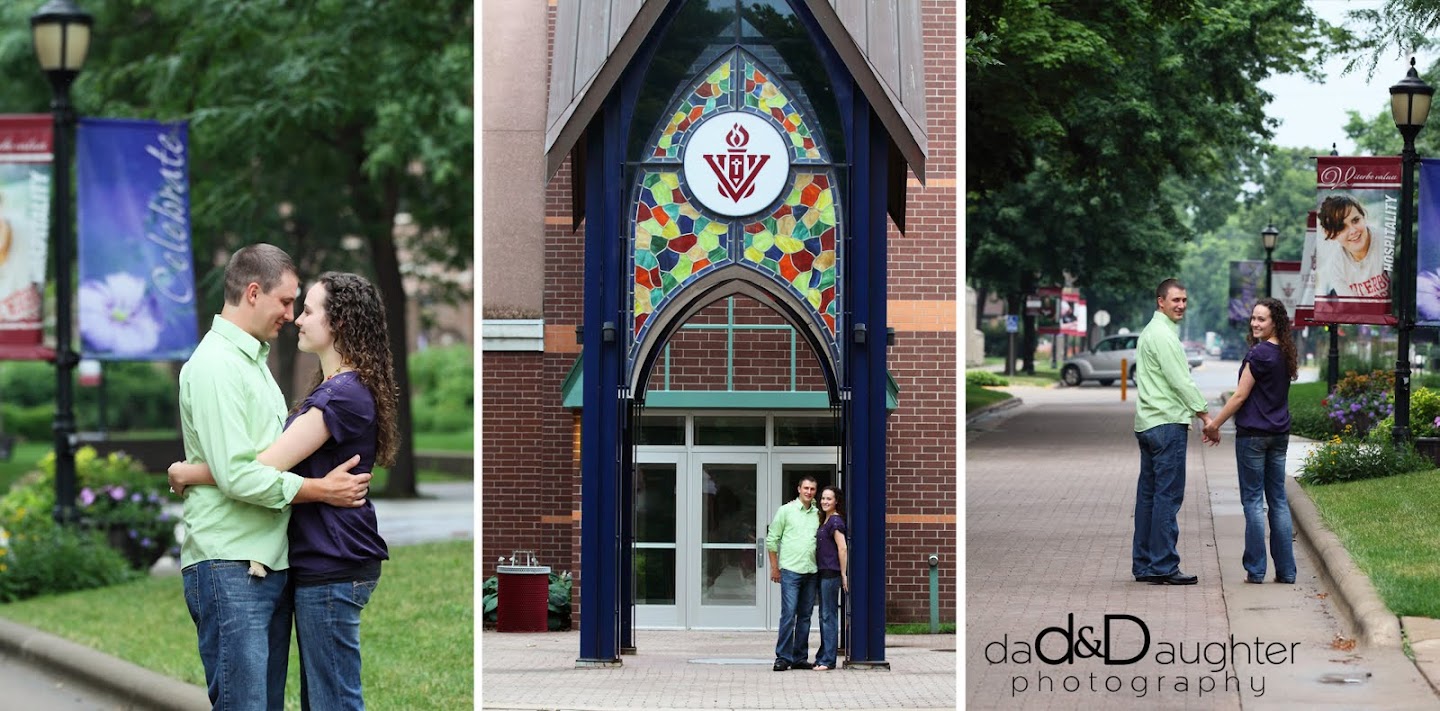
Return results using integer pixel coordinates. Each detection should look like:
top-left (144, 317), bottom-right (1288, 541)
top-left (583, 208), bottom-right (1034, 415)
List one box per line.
top-left (177, 243), bottom-right (371, 711)
top-left (1132, 278), bottom-right (1215, 587)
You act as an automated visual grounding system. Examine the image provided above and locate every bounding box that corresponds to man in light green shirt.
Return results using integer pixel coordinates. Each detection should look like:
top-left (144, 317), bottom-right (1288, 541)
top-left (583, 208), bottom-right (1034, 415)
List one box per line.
top-left (177, 244), bottom-right (371, 710)
top-left (1132, 279), bottom-right (1214, 587)
top-left (766, 476), bottom-right (820, 671)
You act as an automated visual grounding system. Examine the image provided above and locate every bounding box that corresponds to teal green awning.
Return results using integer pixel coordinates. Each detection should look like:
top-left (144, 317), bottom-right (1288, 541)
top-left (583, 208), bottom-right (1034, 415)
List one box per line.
top-left (560, 355), bottom-right (899, 410)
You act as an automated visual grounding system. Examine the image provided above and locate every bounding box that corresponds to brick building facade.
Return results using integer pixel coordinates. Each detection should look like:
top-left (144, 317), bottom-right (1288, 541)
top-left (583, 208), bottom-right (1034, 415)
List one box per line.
top-left (481, 0), bottom-right (955, 630)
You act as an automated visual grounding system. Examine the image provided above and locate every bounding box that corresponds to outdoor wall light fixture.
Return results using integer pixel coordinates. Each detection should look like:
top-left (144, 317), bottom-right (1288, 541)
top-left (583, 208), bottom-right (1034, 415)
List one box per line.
top-left (853, 323), bottom-right (867, 345)
top-left (887, 327), bottom-right (896, 348)
top-left (31, 0), bottom-right (92, 525)
top-left (602, 321), bottom-right (616, 343)
top-left (1388, 56), bottom-right (1434, 446)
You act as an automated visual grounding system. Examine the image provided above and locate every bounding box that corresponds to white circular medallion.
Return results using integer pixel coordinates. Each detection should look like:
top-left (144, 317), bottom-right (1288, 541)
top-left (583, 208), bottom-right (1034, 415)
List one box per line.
top-left (682, 111), bottom-right (789, 217)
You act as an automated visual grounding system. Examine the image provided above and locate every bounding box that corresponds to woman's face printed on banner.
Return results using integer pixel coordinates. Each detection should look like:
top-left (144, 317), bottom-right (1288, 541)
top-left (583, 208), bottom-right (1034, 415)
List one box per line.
top-left (1333, 204), bottom-right (1371, 261)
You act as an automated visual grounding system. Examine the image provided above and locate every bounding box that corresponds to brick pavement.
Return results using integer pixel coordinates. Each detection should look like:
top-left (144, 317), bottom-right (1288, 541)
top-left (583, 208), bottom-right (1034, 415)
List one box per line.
top-left (967, 395), bottom-right (1237, 710)
top-left (967, 386), bottom-right (1440, 710)
top-left (480, 629), bottom-right (956, 709)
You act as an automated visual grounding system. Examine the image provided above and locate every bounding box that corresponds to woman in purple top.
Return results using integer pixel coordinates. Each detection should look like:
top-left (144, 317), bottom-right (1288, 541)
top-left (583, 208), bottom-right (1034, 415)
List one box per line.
top-left (170, 272), bottom-right (396, 709)
top-left (1203, 298), bottom-right (1297, 585)
top-left (814, 486), bottom-right (848, 670)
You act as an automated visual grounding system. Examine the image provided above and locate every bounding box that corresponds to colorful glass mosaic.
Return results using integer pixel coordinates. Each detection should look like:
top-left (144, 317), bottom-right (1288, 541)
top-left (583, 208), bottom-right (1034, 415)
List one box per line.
top-left (741, 173), bottom-right (839, 335)
top-left (633, 172), bottom-right (731, 336)
top-left (652, 61), bottom-right (733, 160)
top-left (743, 59), bottom-right (823, 162)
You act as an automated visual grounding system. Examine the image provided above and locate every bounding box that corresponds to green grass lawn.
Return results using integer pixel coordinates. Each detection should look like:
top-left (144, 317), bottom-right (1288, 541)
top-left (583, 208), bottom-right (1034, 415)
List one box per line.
top-left (0, 441), bottom-right (53, 497)
top-left (0, 539), bottom-right (473, 709)
top-left (1289, 380), bottom-right (1332, 440)
top-left (414, 430), bottom-right (474, 452)
top-left (887, 622), bottom-right (956, 634)
top-left (1301, 470), bottom-right (1440, 618)
top-left (966, 383), bottom-right (1011, 412)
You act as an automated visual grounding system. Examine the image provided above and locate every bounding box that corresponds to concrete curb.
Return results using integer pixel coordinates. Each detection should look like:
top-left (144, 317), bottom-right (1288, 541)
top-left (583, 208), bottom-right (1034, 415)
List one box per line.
top-left (1285, 476), bottom-right (1402, 648)
top-left (0, 616), bottom-right (209, 710)
top-left (965, 395), bottom-right (1022, 423)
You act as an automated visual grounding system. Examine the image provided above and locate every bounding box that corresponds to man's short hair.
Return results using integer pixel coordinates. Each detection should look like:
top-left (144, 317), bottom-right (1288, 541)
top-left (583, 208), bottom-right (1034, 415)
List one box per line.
top-left (223, 244), bottom-right (296, 305)
top-left (1156, 278), bottom-right (1185, 300)
top-left (798, 475), bottom-right (819, 487)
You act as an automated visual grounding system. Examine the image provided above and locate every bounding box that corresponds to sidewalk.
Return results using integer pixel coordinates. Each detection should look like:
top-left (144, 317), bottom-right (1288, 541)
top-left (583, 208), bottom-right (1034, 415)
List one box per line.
top-left (966, 387), bottom-right (1438, 709)
top-left (0, 480), bottom-right (475, 711)
top-left (480, 629), bottom-right (957, 710)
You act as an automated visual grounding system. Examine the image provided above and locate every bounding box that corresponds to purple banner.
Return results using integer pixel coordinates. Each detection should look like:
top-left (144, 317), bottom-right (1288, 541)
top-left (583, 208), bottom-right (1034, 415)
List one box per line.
top-left (76, 118), bottom-right (198, 360)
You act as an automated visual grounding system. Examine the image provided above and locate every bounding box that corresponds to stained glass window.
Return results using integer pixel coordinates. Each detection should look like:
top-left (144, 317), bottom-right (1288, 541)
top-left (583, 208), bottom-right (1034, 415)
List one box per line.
top-left (629, 30), bottom-right (842, 372)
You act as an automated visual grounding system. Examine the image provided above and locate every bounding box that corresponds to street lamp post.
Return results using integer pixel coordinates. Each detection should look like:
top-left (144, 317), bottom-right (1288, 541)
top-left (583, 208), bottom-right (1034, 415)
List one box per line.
top-left (1389, 57), bottom-right (1434, 446)
top-left (1328, 143), bottom-right (1341, 394)
top-left (30, 0), bottom-right (92, 524)
top-left (1261, 221), bottom-right (1279, 298)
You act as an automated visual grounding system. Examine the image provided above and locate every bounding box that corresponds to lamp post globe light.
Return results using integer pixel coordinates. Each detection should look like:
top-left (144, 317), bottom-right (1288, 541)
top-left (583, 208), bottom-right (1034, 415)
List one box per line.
top-left (31, 0), bottom-right (92, 523)
top-left (1390, 57), bottom-right (1434, 446)
top-left (1261, 221), bottom-right (1279, 298)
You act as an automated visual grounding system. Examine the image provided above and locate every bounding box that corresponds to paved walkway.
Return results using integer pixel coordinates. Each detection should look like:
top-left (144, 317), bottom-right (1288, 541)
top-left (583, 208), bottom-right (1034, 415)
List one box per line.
top-left (967, 386), bottom-right (1438, 709)
top-left (480, 629), bottom-right (957, 710)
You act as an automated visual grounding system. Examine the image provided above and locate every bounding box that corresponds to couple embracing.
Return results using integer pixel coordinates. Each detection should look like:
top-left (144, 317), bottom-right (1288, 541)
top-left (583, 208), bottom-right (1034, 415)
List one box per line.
top-left (765, 475), bottom-right (849, 671)
top-left (172, 243), bottom-right (397, 710)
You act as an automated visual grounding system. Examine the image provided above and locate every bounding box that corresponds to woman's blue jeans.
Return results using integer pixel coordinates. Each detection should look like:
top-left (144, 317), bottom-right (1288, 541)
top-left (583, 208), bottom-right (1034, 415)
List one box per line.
top-left (1235, 435), bottom-right (1296, 582)
top-left (294, 574), bottom-right (380, 710)
top-left (816, 573), bottom-right (842, 667)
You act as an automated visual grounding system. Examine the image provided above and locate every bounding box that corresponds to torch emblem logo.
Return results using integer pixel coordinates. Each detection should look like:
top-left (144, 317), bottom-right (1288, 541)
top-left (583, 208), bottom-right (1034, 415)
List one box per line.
top-left (703, 123), bottom-right (771, 203)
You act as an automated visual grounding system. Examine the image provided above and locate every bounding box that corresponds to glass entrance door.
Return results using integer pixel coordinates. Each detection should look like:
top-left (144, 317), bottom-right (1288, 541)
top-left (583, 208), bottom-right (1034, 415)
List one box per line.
top-left (634, 453), bottom-right (682, 628)
top-left (690, 453), bottom-right (768, 628)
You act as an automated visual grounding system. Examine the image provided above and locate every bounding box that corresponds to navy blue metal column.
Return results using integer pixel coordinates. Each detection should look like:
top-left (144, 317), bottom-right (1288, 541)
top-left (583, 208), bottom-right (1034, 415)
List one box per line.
top-left (845, 104), bottom-right (890, 668)
top-left (619, 400), bottom-right (636, 654)
top-left (578, 92), bottom-right (626, 667)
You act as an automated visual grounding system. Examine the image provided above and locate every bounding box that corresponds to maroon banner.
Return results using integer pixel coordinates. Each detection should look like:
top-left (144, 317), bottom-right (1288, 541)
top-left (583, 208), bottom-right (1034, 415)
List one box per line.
top-left (1295, 212), bottom-right (1317, 327)
top-left (1035, 286), bottom-right (1062, 334)
top-left (0, 115), bottom-right (53, 360)
top-left (1313, 156), bottom-right (1399, 325)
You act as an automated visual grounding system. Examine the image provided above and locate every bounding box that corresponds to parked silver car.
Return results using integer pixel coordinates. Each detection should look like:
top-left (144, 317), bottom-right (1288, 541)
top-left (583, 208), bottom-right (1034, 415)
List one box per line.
top-left (1061, 334), bottom-right (1138, 386)
top-left (1062, 334), bottom-right (1201, 386)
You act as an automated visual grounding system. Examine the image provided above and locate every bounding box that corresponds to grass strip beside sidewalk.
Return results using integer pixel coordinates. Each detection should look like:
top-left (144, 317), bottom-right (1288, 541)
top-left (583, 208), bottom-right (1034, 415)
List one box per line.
top-left (1300, 470), bottom-right (1440, 619)
top-left (0, 539), bottom-right (473, 709)
top-left (966, 383), bottom-right (1011, 412)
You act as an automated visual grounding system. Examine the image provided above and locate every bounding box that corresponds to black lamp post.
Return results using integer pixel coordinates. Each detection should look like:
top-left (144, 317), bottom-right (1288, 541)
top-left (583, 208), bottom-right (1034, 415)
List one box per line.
top-left (31, 0), bottom-right (92, 524)
top-left (1328, 143), bottom-right (1341, 394)
top-left (1390, 57), bottom-right (1434, 446)
top-left (1261, 221), bottom-right (1279, 298)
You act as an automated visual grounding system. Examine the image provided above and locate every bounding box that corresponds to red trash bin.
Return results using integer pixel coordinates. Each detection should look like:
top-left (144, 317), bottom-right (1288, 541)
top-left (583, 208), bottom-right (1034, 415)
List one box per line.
top-left (496, 565), bottom-right (551, 632)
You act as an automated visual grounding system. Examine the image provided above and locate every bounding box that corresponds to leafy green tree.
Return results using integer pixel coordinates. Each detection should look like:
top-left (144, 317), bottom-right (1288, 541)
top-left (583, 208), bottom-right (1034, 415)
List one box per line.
top-left (966, 0), bottom-right (1336, 367)
top-left (0, 1), bottom-right (473, 497)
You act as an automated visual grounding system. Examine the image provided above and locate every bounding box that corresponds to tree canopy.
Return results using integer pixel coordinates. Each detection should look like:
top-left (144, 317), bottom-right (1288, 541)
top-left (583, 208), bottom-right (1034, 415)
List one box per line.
top-left (0, 1), bottom-right (473, 496)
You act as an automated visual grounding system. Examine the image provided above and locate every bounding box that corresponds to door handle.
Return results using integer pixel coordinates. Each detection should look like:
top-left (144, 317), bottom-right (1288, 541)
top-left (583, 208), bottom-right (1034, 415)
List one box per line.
top-left (757, 526), bottom-right (767, 567)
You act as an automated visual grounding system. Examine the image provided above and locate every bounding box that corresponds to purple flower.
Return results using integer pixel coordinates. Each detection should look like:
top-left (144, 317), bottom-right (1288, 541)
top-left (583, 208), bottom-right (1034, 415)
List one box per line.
top-left (78, 273), bottom-right (163, 356)
top-left (1419, 270), bottom-right (1440, 322)
top-left (79, 488), bottom-right (95, 506)
top-left (141, 537), bottom-right (153, 548)
top-left (127, 529), bottom-right (138, 539)
top-left (109, 487), bottom-right (126, 501)
top-left (1352, 403), bottom-right (1362, 412)
top-left (131, 493), bottom-right (141, 503)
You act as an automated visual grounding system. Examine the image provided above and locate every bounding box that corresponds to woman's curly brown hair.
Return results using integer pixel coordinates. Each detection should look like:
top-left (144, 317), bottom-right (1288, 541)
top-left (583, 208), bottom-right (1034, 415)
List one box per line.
top-left (291, 272), bottom-right (400, 466)
top-left (1247, 297), bottom-right (1298, 382)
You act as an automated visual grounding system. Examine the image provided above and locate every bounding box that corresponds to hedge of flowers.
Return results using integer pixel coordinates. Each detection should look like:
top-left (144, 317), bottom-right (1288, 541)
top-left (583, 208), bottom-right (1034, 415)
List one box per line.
top-left (1322, 370), bottom-right (1395, 439)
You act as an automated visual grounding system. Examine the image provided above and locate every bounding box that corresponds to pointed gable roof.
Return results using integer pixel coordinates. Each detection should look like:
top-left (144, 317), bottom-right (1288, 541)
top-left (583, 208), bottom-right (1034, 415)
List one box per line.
top-left (544, 0), bottom-right (927, 185)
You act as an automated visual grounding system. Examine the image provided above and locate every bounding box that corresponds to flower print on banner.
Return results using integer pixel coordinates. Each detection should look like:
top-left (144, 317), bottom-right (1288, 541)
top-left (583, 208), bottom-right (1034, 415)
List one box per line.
top-left (78, 273), bottom-right (163, 357)
top-left (1418, 269), bottom-right (1440, 323)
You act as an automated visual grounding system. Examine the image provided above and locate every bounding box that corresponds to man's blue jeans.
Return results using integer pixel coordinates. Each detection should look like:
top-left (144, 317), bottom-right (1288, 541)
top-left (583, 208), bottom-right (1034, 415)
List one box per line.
top-left (775, 569), bottom-right (818, 664)
top-left (1236, 434), bottom-right (1296, 582)
top-left (183, 560), bottom-right (292, 711)
top-left (294, 574), bottom-right (380, 711)
top-left (816, 573), bottom-right (842, 668)
top-left (1133, 424), bottom-right (1188, 578)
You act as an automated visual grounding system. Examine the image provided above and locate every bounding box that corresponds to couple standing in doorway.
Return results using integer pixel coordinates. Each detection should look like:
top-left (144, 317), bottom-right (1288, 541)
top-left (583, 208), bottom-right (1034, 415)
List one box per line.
top-left (766, 475), bottom-right (849, 671)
